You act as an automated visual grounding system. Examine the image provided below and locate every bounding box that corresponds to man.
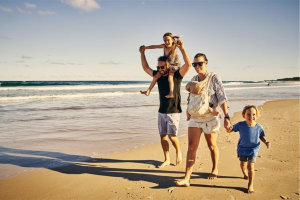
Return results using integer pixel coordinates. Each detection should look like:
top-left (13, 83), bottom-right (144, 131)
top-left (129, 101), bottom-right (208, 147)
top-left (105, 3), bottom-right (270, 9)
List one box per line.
top-left (139, 40), bottom-right (191, 168)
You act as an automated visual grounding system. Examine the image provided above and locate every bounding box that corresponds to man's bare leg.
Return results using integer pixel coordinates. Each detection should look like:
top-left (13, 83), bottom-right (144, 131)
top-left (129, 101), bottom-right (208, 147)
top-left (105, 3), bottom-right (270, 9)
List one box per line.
top-left (205, 133), bottom-right (219, 179)
top-left (175, 127), bottom-right (202, 186)
top-left (158, 134), bottom-right (171, 168)
top-left (168, 134), bottom-right (182, 165)
top-left (240, 161), bottom-right (249, 179)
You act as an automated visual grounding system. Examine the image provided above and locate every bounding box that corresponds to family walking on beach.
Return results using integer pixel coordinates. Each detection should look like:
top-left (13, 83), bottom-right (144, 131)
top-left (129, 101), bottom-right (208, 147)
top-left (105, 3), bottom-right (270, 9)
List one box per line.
top-left (139, 32), bottom-right (271, 193)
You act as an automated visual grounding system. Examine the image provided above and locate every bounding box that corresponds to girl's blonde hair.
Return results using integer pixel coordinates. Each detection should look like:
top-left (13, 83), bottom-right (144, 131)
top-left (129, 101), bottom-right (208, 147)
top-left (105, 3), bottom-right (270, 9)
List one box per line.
top-left (163, 32), bottom-right (181, 42)
top-left (242, 105), bottom-right (260, 118)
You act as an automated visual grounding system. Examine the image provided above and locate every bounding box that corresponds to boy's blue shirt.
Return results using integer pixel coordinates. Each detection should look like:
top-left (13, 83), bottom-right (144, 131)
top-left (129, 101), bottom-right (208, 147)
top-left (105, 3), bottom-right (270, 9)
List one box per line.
top-left (232, 121), bottom-right (265, 157)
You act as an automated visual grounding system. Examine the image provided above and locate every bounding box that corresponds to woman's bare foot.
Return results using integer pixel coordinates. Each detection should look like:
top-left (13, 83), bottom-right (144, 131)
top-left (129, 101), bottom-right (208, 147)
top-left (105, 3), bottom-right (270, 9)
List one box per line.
top-left (158, 160), bottom-right (170, 168)
top-left (140, 90), bottom-right (150, 96)
top-left (165, 92), bottom-right (174, 98)
top-left (248, 183), bottom-right (254, 193)
top-left (176, 151), bottom-right (182, 165)
top-left (207, 173), bottom-right (218, 179)
top-left (174, 179), bottom-right (190, 187)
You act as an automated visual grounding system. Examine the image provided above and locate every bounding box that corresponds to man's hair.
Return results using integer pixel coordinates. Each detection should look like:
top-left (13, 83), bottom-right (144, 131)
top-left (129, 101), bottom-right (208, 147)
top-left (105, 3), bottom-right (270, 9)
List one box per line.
top-left (242, 105), bottom-right (260, 118)
top-left (158, 56), bottom-right (169, 63)
top-left (194, 53), bottom-right (208, 61)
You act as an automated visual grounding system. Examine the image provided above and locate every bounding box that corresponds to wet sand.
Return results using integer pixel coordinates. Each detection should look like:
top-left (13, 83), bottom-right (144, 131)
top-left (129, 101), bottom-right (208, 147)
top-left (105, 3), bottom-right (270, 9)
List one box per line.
top-left (0, 99), bottom-right (299, 200)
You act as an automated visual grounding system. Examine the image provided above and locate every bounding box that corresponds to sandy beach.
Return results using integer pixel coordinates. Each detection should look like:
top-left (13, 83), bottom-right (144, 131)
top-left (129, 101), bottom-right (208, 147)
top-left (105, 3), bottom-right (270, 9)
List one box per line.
top-left (0, 99), bottom-right (299, 200)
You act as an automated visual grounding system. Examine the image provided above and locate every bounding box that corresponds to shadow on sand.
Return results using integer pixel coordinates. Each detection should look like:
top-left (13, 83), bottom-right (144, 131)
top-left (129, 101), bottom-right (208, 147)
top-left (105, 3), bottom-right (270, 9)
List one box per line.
top-left (0, 146), bottom-right (245, 192)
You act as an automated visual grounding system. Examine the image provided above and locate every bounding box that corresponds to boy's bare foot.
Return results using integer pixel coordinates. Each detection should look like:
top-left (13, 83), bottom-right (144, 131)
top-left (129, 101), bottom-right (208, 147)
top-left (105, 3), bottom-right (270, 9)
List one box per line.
top-left (158, 160), bottom-right (170, 168)
top-left (140, 90), bottom-right (150, 96)
top-left (243, 175), bottom-right (249, 180)
top-left (174, 179), bottom-right (190, 187)
top-left (165, 92), bottom-right (174, 98)
top-left (176, 151), bottom-right (182, 165)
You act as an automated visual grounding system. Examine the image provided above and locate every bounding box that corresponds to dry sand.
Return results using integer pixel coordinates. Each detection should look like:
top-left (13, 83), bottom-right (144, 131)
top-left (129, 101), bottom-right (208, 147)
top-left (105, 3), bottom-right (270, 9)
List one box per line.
top-left (0, 99), bottom-right (299, 200)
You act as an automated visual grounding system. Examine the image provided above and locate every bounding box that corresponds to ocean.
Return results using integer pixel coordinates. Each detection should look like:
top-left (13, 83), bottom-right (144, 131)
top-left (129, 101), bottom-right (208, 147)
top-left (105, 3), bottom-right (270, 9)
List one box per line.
top-left (0, 80), bottom-right (299, 179)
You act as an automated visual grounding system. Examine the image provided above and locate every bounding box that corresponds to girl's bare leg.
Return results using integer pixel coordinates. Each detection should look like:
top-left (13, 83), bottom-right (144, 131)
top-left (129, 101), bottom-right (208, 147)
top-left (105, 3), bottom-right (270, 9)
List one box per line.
top-left (166, 72), bottom-right (174, 98)
top-left (140, 73), bottom-right (161, 96)
top-left (175, 127), bottom-right (202, 187)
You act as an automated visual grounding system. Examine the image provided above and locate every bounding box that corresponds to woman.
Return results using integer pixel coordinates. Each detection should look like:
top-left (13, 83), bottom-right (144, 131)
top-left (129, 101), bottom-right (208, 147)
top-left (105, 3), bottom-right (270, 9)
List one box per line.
top-left (175, 53), bottom-right (232, 186)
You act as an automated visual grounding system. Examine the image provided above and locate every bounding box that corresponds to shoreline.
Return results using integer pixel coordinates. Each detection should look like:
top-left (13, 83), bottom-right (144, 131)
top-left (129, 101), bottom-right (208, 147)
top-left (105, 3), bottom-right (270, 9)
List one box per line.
top-left (0, 99), bottom-right (268, 180)
top-left (0, 99), bottom-right (299, 200)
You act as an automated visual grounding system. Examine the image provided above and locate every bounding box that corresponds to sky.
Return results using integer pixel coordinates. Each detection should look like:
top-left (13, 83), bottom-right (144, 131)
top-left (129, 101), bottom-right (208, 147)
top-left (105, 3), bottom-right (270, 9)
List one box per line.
top-left (0, 0), bottom-right (299, 81)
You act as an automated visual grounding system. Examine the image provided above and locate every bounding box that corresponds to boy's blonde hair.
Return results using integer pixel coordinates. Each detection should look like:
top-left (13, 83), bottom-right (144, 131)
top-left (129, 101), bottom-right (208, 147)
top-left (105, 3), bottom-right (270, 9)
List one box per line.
top-left (242, 105), bottom-right (260, 118)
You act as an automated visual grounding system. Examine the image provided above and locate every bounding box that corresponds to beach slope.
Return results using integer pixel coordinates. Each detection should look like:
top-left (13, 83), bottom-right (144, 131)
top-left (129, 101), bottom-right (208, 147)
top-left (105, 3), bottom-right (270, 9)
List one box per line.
top-left (0, 99), bottom-right (299, 200)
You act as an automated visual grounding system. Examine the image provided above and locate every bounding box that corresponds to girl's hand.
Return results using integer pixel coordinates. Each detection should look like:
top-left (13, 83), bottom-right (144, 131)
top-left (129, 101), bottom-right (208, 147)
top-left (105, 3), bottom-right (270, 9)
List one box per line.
top-left (266, 141), bottom-right (271, 149)
top-left (176, 39), bottom-right (184, 49)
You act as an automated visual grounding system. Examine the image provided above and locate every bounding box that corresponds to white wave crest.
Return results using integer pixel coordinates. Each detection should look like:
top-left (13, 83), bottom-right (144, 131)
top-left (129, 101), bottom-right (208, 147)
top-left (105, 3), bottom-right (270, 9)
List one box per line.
top-left (0, 84), bottom-right (152, 91)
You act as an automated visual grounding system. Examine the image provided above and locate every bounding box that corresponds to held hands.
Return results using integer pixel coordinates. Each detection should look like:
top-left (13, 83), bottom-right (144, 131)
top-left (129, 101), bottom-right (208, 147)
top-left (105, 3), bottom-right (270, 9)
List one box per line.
top-left (224, 119), bottom-right (233, 133)
top-left (175, 39), bottom-right (184, 49)
top-left (139, 45), bottom-right (145, 53)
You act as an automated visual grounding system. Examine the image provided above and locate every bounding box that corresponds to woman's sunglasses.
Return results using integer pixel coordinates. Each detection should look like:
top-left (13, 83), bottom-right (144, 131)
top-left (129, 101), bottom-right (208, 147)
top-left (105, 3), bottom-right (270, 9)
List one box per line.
top-left (192, 62), bottom-right (206, 67)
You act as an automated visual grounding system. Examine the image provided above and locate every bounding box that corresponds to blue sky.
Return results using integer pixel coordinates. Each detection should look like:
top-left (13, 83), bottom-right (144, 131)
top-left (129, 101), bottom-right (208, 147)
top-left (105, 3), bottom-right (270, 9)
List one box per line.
top-left (0, 0), bottom-right (298, 81)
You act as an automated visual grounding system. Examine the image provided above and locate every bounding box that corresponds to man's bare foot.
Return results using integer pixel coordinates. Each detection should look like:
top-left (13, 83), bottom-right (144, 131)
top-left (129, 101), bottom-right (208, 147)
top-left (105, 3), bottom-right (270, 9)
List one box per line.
top-left (174, 179), bottom-right (190, 187)
top-left (207, 173), bottom-right (218, 179)
top-left (165, 92), bottom-right (174, 98)
top-left (176, 151), bottom-right (182, 165)
top-left (158, 160), bottom-right (170, 168)
top-left (140, 90), bottom-right (150, 96)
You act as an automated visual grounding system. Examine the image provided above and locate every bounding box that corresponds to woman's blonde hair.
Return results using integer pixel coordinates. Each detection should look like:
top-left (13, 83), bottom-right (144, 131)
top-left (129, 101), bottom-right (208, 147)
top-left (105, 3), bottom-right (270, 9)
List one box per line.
top-left (242, 105), bottom-right (260, 118)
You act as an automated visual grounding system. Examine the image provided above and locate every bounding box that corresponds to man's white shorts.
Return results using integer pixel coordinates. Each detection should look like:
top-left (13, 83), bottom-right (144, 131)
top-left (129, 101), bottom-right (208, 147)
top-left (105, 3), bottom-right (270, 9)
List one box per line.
top-left (158, 112), bottom-right (180, 135)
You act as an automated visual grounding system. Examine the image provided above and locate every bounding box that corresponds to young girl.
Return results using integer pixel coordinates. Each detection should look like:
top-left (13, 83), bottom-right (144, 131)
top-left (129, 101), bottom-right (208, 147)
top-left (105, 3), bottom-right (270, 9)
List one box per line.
top-left (140, 32), bottom-right (181, 98)
top-left (229, 105), bottom-right (271, 193)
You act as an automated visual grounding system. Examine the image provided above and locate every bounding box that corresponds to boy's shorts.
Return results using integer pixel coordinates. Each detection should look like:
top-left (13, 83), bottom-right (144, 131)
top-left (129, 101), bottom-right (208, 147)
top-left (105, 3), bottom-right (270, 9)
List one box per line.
top-left (188, 117), bottom-right (220, 134)
top-left (238, 154), bottom-right (257, 163)
top-left (158, 112), bottom-right (180, 135)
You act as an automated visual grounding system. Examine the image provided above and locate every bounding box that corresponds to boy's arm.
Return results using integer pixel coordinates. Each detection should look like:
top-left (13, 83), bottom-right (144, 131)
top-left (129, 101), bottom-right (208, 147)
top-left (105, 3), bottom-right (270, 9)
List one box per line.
top-left (260, 136), bottom-right (271, 149)
top-left (140, 45), bottom-right (153, 77)
top-left (145, 44), bottom-right (165, 49)
top-left (178, 40), bottom-right (192, 77)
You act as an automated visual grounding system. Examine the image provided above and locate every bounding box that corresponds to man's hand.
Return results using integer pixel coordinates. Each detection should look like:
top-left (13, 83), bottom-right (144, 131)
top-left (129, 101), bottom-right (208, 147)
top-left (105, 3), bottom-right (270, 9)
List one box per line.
top-left (139, 45), bottom-right (145, 53)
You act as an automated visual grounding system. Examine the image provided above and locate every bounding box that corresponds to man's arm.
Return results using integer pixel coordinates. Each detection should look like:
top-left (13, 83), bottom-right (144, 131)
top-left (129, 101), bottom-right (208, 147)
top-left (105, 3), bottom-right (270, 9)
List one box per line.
top-left (177, 40), bottom-right (192, 77)
top-left (140, 45), bottom-right (154, 77)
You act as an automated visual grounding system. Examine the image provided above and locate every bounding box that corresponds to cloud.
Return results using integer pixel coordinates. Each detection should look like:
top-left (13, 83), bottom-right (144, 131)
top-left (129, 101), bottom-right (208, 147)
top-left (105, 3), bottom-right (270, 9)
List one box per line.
top-left (25, 3), bottom-right (36, 9)
top-left (0, 5), bottom-right (13, 13)
top-left (17, 7), bottom-right (31, 14)
top-left (38, 10), bottom-right (57, 15)
top-left (99, 61), bottom-right (120, 65)
top-left (24, 65), bottom-right (30, 67)
top-left (61, 0), bottom-right (100, 12)
top-left (22, 55), bottom-right (33, 59)
top-left (46, 60), bottom-right (82, 65)
top-left (243, 65), bottom-right (256, 69)
top-left (16, 61), bottom-right (25, 63)
top-left (0, 35), bottom-right (12, 40)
